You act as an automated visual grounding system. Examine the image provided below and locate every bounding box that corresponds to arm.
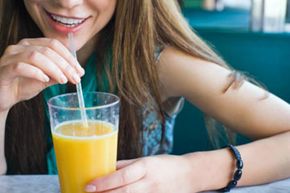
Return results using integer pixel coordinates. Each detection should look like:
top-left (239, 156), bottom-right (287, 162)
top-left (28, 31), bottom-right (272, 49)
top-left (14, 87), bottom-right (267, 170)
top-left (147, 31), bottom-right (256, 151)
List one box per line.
top-left (185, 131), bottom-right (290, 191)
top-left (158, 47), bottom-right (290, 138)
top-left (159, 47), bottom-right (290, 189)
top-left (0, 110), bottom-right (8, 175)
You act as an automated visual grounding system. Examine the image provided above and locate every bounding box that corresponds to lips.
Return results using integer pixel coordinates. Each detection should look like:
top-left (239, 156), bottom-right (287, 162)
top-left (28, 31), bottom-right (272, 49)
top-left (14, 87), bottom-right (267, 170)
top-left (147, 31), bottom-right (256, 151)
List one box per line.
top-left (45, 10), bottom-right (90, 33)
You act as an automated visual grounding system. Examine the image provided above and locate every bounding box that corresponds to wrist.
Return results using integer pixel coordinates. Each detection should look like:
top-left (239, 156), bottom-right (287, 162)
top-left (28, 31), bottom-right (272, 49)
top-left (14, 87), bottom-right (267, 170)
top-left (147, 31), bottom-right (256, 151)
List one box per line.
top-left (184, 149), bottom-right (235, 192)
top-left (217, 145), bottom-right (243, 192)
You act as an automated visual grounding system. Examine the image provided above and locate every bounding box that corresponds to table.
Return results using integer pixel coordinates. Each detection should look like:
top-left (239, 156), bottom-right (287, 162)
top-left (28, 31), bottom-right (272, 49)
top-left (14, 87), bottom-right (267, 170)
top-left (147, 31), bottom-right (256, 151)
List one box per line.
top-left (0, 175), bottom-right (289, 193)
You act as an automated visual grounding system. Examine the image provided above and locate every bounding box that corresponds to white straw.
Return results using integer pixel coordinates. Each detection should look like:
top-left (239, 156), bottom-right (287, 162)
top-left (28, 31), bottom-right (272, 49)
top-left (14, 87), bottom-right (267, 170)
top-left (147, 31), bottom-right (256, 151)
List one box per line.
top-left (68, 32), bottom-right (88, 127)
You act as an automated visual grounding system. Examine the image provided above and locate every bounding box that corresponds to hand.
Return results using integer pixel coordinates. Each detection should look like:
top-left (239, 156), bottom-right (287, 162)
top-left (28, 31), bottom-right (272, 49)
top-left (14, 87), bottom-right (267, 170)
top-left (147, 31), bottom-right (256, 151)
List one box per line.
top-left (85, 155), bottom-right (201, 193)
top-left (0, 38), bottom-right (84, 112)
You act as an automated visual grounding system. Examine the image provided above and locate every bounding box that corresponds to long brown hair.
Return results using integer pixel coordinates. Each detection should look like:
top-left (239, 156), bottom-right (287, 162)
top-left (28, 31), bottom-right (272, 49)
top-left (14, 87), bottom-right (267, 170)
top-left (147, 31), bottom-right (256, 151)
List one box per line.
top-left (1, 0), bottom-right (232, 174)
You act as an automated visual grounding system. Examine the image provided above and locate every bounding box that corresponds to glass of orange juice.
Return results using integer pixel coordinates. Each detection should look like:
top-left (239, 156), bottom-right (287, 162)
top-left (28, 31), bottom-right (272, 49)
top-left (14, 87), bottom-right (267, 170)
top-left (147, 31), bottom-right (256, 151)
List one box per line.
top-left (48, 92), bottom-right (119, 193)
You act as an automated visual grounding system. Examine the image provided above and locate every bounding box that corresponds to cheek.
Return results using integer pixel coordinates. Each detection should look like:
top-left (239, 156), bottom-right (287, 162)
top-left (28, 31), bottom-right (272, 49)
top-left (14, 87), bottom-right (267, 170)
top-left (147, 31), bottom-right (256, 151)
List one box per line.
top-left (88, 0), bottom-right (116, 12)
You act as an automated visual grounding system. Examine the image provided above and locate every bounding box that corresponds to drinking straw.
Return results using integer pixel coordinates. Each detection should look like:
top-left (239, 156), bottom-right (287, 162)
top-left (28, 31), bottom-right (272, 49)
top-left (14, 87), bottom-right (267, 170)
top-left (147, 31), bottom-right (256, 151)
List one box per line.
top-left (68, 32), bottom-right (88, 127)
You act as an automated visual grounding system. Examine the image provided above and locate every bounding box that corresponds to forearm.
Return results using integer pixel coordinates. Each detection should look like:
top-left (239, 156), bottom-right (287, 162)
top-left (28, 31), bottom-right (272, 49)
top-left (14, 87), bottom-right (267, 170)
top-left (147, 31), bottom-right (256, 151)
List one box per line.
top-left (0, 110), bottom-right (8, 175)
top-left (184, 131), bottom-right (290, 191)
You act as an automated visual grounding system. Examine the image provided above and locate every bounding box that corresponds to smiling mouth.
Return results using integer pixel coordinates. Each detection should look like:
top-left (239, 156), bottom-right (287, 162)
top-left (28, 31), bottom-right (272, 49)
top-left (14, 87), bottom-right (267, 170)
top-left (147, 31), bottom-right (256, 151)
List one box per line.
top-left (46, 11), bottom-right (89, 28)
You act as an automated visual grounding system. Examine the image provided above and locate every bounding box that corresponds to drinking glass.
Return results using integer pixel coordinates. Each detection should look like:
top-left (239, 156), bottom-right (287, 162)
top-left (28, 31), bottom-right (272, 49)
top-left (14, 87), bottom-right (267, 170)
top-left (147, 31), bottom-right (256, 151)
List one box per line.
top-left (48, 92), bottom-right (120, 193)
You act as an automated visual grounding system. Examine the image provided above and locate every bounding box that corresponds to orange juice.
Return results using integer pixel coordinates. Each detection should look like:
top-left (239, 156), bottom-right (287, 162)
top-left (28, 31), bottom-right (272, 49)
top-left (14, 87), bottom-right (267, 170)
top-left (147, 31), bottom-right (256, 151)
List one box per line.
top-left (52, 120), bottom-right (118, 193)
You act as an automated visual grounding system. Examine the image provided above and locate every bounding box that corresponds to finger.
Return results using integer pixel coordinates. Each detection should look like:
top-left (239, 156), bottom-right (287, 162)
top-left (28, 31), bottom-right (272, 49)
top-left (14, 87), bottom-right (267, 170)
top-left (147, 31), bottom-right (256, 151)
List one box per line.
top-left (15, 50), bottom-right (70, 84)
top-left (3, 45), bottom-right (23, 56)
top-left (43, 79), bottom-right (58, 88)
top-left (117, 159), bottom-right (138, 170)
top-left (99, 181), bottom-right (148, 193)
top-left (0, 45), bottom-right (26, 67)
top-left (0, 62), bottom-right (50, 83)
top-left (19, 38), bottom-right (84, 75)
top-left (2, 45), bottom-right (83, 84)
top-left (86, 161), bottom-right (146, 192)
top-left (37, 46), bottom-right (83, 83)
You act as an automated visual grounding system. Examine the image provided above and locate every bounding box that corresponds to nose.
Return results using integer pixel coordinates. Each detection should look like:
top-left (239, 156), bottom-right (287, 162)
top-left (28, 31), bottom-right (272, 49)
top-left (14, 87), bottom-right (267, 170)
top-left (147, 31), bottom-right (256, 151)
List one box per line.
top-left (53, 0), bottom-right (83, 9)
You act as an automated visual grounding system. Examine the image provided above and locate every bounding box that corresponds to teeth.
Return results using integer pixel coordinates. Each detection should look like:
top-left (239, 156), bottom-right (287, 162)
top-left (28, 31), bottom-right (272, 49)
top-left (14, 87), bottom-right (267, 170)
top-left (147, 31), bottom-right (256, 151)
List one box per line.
top-left (51, 14), bottom-right (85, 26)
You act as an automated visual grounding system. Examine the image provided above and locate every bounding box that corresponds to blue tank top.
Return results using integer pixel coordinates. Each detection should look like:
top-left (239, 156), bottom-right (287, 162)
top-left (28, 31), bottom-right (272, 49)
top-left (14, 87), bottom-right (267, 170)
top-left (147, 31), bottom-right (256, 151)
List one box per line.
top-left (43, 53), bottom-right (184, 174)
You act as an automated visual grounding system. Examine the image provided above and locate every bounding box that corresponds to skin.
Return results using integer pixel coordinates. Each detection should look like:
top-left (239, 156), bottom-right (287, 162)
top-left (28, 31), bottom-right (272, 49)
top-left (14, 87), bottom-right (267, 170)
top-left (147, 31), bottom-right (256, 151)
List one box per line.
top-left (1, 0), bottom-right (290, 193)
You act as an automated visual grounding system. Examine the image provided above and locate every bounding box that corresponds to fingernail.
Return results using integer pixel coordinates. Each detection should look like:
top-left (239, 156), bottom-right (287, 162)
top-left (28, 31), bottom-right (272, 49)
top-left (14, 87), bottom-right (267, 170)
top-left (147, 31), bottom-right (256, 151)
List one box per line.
top-left (60, 75), bottom-right (68, 84)
top-left (78, 67), bottom-right (85, 76)
top-left (42, 74), bottom-right (50, 82)
top-left (85, 185), bottom-right (97, 192)
top-left (73, 74), bottom-right (81, 83)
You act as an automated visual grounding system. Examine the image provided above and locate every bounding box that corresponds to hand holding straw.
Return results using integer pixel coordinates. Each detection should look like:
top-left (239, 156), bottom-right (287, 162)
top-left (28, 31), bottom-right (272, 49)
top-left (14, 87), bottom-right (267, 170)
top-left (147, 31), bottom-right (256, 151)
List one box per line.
top-left (68, 32), bottom-right (88, 127)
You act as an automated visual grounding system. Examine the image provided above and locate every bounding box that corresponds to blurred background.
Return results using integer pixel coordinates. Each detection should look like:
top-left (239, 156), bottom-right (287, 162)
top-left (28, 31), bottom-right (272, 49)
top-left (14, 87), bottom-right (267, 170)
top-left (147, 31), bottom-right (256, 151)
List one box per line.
top-left (173, 0), bottom-right (290, 154)
top-left (178, 0), bottom-right (290, 31)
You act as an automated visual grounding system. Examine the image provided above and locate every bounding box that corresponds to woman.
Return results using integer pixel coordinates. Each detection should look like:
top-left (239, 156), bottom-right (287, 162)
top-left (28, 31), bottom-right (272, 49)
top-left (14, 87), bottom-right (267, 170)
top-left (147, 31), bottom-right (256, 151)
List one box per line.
top-left (1, 0), bottom-right (290, 192)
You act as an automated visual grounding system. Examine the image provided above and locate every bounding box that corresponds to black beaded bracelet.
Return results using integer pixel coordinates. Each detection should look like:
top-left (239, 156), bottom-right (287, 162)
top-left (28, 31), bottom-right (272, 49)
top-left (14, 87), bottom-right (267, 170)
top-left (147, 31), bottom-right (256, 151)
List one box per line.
top-left (217, 145), bottom-right (243, 192)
